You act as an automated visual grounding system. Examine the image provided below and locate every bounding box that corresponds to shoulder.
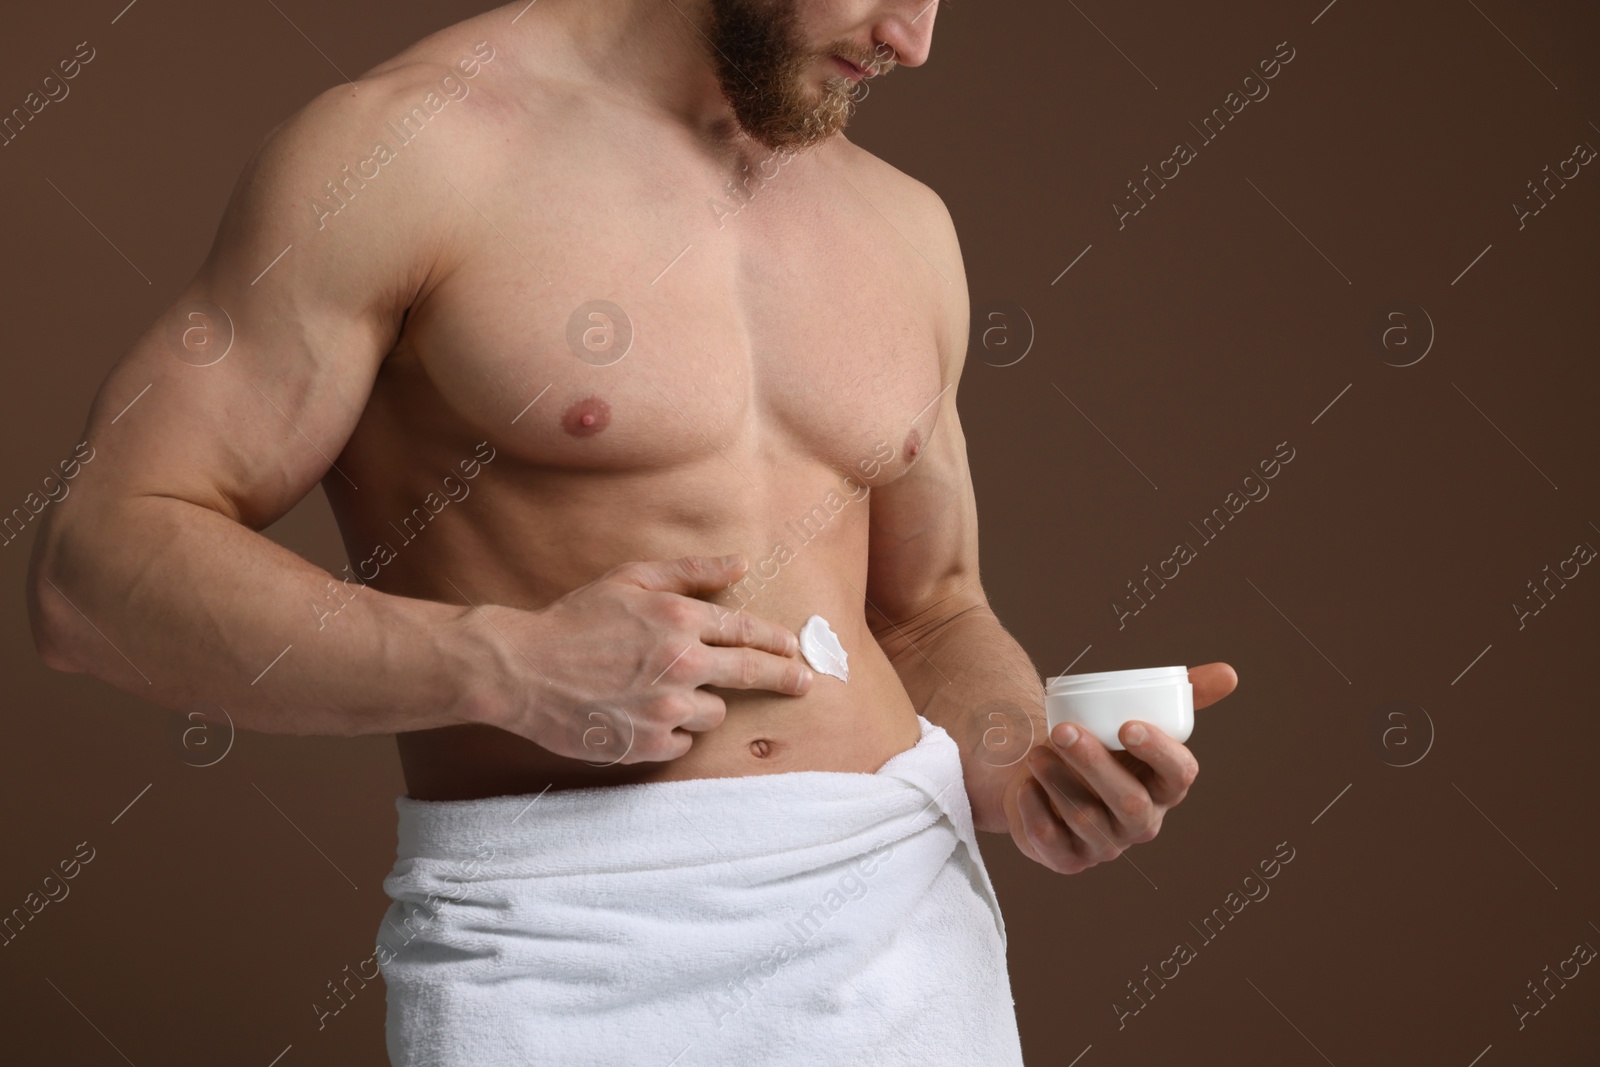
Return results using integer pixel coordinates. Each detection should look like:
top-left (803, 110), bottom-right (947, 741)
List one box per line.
top-left (831, 138), bottom-right (960, 253)
top-left (258, 34), bottom-right (512, 185)
top-left (831, 139), bottom-right (969, 374)
top-left (210, 31), bottom-right (523, 312)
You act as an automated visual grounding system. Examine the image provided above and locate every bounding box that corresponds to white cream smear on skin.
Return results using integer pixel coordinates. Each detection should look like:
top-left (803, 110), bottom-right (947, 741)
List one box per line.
top-left (798, 615), bottom-right (849, 682)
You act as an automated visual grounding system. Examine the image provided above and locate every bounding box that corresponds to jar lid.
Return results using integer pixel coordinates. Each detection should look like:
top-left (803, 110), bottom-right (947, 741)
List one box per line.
top-left (1046, 665), bottom-right (1187, 691)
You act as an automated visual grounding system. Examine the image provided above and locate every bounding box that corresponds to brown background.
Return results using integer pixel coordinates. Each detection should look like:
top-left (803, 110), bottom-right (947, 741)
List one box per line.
top-left (3, 0), bottom-right (1597, 1063)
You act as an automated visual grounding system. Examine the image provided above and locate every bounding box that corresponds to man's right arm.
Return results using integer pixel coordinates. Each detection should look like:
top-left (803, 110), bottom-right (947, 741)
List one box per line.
top-left (24, 70), bottom-right (488, 737)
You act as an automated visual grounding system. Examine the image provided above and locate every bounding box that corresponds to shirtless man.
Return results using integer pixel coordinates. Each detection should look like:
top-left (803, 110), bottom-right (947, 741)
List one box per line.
top-left (27, 0), bottom-right (1235, 1061)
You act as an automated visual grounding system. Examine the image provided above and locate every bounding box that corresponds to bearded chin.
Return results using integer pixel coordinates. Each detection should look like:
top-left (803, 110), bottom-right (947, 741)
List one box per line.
top-left (708, 0), bottom-right (861, 151)
top-left (737, 73), bottom-right (856, 151)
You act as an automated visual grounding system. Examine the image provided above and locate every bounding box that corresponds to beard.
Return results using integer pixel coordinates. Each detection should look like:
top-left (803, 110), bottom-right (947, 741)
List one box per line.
top-left (704, 0), bottom-right (891, 151)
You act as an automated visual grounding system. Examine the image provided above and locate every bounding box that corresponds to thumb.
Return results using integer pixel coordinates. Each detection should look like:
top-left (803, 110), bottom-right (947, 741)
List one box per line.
top-left (617, 554), bottom-right (748, 595)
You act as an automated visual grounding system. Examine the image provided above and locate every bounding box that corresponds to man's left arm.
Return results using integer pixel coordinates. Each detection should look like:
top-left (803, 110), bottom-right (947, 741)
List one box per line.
top-left (865, 192), bottom-right (1234, 873)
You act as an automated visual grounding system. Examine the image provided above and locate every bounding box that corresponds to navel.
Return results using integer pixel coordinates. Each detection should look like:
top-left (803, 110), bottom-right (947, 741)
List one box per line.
top-left (749, 739), bottom-right (774, 759)
top-left (561, 395), bottom-right (611, 437)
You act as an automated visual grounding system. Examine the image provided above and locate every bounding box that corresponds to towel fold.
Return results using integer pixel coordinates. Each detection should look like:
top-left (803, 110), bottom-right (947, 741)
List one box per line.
top-left (376, 714), bottom-right (1025, 1066)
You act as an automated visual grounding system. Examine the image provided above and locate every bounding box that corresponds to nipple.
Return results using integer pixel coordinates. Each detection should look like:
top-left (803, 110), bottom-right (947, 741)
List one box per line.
top-left (561, 396), bottom-right (611, 437)
top-left (904, 428), bottom-right (923, 462)
top-left (798, 615), bottom-right (849, 682)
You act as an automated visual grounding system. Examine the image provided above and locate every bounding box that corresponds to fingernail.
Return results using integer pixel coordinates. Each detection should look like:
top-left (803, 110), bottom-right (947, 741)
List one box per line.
top-left (1054, 723), bottom-right (1079, 748)
top-left (721, 554), bottom-right (740, 567)
top-left (798, 667), bottom-right (814, 688)
top-left (1123, 722), bottom-right (1148, 746)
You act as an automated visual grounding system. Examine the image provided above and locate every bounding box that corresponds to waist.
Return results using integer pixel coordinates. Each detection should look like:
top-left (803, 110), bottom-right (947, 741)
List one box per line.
top-left (390, 714), bottom-right (960, 869)
top-left (396, 657), bottom-right (921, 800)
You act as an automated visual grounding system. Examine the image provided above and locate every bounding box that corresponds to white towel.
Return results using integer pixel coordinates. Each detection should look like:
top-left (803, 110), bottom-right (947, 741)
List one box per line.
top-left (375, 714), bottom-right (1025, 1066)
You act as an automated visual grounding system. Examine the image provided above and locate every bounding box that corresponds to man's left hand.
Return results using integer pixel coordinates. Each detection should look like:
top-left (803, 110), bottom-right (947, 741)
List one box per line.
top-left (1001, 662), bottom-right (1237, 875)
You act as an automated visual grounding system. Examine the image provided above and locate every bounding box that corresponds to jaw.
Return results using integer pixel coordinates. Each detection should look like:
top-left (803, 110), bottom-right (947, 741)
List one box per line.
top-left (705, 0), bottom-right (869, 152)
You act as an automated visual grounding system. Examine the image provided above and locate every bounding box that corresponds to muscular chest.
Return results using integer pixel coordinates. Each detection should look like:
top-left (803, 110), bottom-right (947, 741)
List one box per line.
top-left (392, 132), bottom-right (947, 483)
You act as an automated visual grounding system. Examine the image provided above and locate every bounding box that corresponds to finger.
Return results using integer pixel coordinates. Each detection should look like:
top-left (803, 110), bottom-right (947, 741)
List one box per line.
top-left (1029, 753), bottom-right (1125, 863)
top-left (1002, 768), bottom-right (1040, 863)
top-left (674, 688), bottom-right (729, 733)
top-left (619, 727), bottom-right (694, 765)
top-left (573, 705), bottom-right (652, 765)
top-left (1017, 776), bottom-right (1102, 875)
top-left (607, 711), bottom-right (714, 764)
top-left (698, 601), bottom-right (800, 657)
top-left (696, 645), bottom-right (814, 695)
top-left (1046, 723), bottom-right (1159, 845)
top-left (1118, 721), bottom-right (1199, 809)
top-left (615, 554), bottom-right (751, 596)
top-left (1189, 661), bottom-right (1237, 711)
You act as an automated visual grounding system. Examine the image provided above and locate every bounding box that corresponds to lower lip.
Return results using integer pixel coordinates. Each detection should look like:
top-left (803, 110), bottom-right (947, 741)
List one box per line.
top-left (831, 56), bottom-right (864, 81)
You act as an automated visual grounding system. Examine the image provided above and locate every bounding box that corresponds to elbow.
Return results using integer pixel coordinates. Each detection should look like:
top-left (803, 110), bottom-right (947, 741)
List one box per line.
top-left (25, 531), bottom-right (86, 675)
top-left (29, 598), bottom-right (83, 675)
top-left (870, 568), bottom-right (987, 631)
top-left (869, 583), bottom-right (992, 657)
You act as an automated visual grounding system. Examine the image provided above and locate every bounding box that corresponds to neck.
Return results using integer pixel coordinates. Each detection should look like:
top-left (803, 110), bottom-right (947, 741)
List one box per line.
top-left (529, 0), bottom-right (753, 145)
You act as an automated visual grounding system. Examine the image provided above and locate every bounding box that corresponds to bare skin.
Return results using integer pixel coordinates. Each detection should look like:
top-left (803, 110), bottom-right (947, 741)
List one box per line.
top-left (27, 0), bottom-right (1235, 872)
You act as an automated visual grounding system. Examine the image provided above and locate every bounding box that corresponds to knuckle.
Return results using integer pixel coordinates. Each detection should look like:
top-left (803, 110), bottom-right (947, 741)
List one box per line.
top-left (1180, 758), bottom-right (1200, 788)
top-left (608, 559), bottom-right (646, 585)
top-left (1038, 841), bottom-right (1082, 876)
top-left (1117, 791), bottom-right (1152, 822)
top-left (1030, 820), bottom-right (1067, 858)
top-left (645, 693), bottom-right (686, 722)
top-left (673, 646), bottom-right (705, 678)
top-left (661, 599), bottom-right (697, 629)
top-left (1061, 842), bottom-right (1099, 872)
top-left (1030, 814), bottom-right (1060, 845)
top-left (1081, 833), bottom-right (1120, 862)
top-left (738, 649), bottom-right (760, 687)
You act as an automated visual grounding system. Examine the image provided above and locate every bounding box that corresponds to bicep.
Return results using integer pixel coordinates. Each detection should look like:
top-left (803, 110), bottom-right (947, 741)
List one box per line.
top-left (72, 83), bottom-right (430, 529)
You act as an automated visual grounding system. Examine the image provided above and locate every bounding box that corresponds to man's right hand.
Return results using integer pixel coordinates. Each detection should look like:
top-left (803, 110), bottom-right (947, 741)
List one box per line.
top-left (465, 554), bottom-right (812, 764)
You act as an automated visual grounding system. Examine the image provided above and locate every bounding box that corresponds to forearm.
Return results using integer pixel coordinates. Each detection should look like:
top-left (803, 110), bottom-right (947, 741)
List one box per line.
top-left (876, 599), bottom-right (1046, 833)
top-left (28, 494), bottom-right (487, 736)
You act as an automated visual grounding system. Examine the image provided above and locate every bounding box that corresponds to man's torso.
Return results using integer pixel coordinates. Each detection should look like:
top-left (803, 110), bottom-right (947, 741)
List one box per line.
top-left (319, 10), bottom-right (953, 798)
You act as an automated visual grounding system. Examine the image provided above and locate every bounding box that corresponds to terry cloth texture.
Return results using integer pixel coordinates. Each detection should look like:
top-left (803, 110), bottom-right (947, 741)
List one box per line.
top-left (376, 714), bottom-right (1024, 1066)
